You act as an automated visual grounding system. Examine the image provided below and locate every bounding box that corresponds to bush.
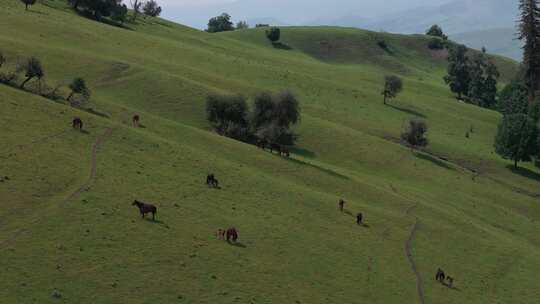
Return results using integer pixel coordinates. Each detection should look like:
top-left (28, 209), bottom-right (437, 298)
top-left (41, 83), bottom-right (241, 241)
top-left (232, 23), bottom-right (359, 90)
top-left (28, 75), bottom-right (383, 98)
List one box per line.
top-left (377, 39), bottom-right (388, 50)
top-left (68, 77), bottom-right (91, 104)
top-left (266, 27), bottom-right (281, 43)
top-left (401, 120), bottom-right (428, 149)
top-left (20, 57), bottom-right (44, 89)
top-left (382, 75), bottom-right (403, 104)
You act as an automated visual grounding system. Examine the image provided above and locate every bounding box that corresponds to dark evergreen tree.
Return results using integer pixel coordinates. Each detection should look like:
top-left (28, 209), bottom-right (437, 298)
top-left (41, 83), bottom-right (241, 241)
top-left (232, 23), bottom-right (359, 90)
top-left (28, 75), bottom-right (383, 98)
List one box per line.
top-left (468, 51), bottom-right (500, 108)
top-left (494, 114), bottom-right (538, 168)
top-left (444, 44), bottom-right (470, 100)
top-left (498, 81), bottom-right (529, 116)
top-left (518, 0), bottom-right (540, 103)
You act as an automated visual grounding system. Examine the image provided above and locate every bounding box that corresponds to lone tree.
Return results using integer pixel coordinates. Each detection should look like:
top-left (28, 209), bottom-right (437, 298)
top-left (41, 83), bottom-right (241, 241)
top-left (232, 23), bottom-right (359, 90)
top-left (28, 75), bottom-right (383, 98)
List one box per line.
top-left (266, 27), bottom-right (281, 43)
top-left (20, 57), bottom-right (44, 89)
top-left (401, 119), bottom-right (428, 150)
top-left (518, 0), bottom-right (540, 103)
top-left (20, 0), bottom-right (36, 11)
top-left (68, 77), bottom-right (91, 101)
top-left (143, 0), bottom-right (162, 17)
top-left (207, 13), bottom-right (234, 33)
top-left (444, 44), bottom-right (470, 100)
top-left (494, 114), bottom-right (538, 168)
top-left (426, 24), bottom-right (447, 39)
top-left (382, 75), bottom-right (403, 104)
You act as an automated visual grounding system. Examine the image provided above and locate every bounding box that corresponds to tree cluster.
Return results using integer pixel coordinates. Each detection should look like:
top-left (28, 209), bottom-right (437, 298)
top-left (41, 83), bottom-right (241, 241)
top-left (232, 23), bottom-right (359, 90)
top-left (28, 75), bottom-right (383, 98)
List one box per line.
top-left (265, 27), bottom-right (281, 43)
top-left (444, 45), bottom-right (500, 108)
top-left (205, 90), bottom-right (301, 144)
top-left (401, 119), bottom-right (429, 150)
top-left (426, 24), bottom-right (448, 40)
top-left (0, 52), bottom-right (91, 107)
top-left (206, 13), bottom-right (235, 33)
top-left (493, 1), bottom-right (540, 168)
top-left (69, 0), bottom-right (127, 21)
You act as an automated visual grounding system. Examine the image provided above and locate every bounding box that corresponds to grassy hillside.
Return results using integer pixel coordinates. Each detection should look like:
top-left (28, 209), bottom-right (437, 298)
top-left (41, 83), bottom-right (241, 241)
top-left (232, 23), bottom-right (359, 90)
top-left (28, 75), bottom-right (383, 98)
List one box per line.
top-left (1, 1), bottom-right (539, 304)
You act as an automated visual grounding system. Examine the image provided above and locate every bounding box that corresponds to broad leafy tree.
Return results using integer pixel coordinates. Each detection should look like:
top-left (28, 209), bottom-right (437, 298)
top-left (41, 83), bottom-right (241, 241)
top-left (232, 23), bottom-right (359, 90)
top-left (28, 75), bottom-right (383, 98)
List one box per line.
top-left (426, 24), bottom-right (447, 39)
top-left (467, 51), bottom-right (500, 108)
top-left (498, 80), bottom-right (529, 116)
top-left (20, 57), bottom-right (44, 89)
top-left (207, 13), bottom-right (234, 33)
top-left (494, 114), bottom-right (538, 168)
top-left (143, 0), bottom-right (162, 17)
top-left (381, 75), bottom-right (403, 104)
top-left (111, 3), bottom-right (128, 23)
top-left (444, 44), bottom-right (470, 100)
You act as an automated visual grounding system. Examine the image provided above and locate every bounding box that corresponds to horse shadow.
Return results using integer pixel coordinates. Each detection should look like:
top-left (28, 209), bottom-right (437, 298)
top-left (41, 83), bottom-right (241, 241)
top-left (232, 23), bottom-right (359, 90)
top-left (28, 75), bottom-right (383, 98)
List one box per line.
top-left (441, 282), bottom-right (460, 291)
top-left (80, 129), bottom-right (90, 135)
top-left (227, 241), bottom-right (246, 248)
top-left (387, 103), bottom-right (426, 118)
top-left (507, 165), bottom-right (540, 182)
top-left (144, 218), bottom-right (167, 226)
top-left (137, 124), bottom-right (147, 129)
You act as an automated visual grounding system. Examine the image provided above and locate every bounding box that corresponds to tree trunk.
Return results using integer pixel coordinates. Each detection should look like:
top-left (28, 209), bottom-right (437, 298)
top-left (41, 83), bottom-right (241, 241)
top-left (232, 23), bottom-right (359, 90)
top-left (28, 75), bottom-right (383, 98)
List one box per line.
top-left (20, 76), bottom-right (32, 89)
top-left (514, 158), bottom-right (518, 169)
top-left (25, 4), bottom-right (28, 11)
top-left (383, 93), bottom-right (387, 105)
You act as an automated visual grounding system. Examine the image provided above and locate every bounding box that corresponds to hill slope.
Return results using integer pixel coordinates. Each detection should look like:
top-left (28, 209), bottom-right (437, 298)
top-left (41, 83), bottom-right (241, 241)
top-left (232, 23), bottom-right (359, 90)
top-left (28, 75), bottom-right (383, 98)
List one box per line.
top-left (0, 1), bottom-right (539, 304)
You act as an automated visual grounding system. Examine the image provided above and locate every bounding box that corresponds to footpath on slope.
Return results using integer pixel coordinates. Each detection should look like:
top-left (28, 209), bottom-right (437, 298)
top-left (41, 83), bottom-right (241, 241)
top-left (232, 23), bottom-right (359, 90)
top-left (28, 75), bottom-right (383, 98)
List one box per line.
top-left (0, 126), bottom-right (116, 248)
top-left (405, 204), bottom-right (425, 304)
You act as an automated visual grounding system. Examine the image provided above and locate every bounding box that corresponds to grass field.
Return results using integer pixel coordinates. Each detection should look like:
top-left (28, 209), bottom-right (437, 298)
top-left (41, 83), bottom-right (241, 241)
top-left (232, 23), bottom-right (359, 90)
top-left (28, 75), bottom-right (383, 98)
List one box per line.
top-left (0, 1), bottom-right (539, 303)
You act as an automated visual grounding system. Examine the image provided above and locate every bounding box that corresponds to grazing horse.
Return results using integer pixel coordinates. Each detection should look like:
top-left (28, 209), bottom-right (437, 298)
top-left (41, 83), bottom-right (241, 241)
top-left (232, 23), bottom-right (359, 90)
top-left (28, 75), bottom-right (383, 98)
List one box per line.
top-left (132, 115), bottom-right (140, 127)
top-left (72, 117), bottom-right (83, 131)
top-left (226, 227), bottom-right (238, 242)
top-left (216, 229), bottom-right (226, 240)
top-left (339, 199), bottom-right (345, 212)
top-left (280, 147), bottom-right (290, 157)
top-left (357, 212), bottom-right (363, 225)
top-left (206, 174), bottom-right (219, 188)
top-left (132, 200), bottom-right (157, 221)
top-left (436, 268), bottom-right (446, 283)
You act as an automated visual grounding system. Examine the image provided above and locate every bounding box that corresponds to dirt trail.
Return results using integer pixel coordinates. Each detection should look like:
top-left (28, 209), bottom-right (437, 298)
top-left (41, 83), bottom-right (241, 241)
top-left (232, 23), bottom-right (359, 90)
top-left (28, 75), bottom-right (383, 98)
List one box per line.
top-left (0, 127), bottom-right (115, 247)
top-left (405, 204), bottom-right (425, 304)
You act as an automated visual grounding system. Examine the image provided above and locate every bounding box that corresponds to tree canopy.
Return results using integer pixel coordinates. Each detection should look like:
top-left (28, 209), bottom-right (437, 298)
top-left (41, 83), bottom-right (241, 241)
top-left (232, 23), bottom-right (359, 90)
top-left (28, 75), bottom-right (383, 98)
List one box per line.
top-left (143, 0), bottom-right (162, 17)
top-left (381, 75), bottom-right (403, 104)
top-left (494, 114), bottom-right (538, 168)
top-left (207, 13), bottom-right (234, 33)
top-left (266, 27), bottom-right (281, 43)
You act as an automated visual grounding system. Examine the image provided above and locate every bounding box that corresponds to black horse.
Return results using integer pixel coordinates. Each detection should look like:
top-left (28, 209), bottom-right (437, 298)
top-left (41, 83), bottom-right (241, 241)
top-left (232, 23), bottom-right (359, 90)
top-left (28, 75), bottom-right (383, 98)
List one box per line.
top-left (357, 212), bottom-right (363, 225)
top-left (226, 227), bottom-right (238, 242)
top-left (436, 268), bottom-right (446, 283)
top-left (132, 200), bottom-right (157, 221)
top-left (206, 174), bottom-right (219, 188)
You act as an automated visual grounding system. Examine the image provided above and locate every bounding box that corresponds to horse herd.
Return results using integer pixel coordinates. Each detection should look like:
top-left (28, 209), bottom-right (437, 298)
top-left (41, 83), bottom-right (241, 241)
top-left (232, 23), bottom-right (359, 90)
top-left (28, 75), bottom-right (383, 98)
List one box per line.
top-left (72, 115), bottom-right (456, 287)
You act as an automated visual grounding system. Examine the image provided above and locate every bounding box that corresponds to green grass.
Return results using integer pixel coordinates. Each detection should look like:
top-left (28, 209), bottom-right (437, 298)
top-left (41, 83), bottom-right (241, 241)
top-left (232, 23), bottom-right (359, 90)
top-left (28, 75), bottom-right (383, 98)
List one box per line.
top-left (0, 1), bottom-right (539, 303)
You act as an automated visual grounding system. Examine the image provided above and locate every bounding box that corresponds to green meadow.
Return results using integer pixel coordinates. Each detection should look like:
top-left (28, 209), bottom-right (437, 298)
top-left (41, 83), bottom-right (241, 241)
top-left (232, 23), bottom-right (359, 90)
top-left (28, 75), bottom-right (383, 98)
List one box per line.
top-left (0, 1), bottom-right (538, 303)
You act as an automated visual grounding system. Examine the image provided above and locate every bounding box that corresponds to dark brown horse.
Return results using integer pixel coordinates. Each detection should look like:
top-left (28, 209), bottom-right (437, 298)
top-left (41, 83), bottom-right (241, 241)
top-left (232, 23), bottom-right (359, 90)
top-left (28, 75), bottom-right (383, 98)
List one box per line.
top-left (132, 200), bottom-right (157, 220)
top-left (280, 147), bottom-right (290, 157)
top-left (206, 174), bottom-right (219, 188)
top-left (256, 139), bottom-right (268, 150)
top-left (72, 117), bottom-right (83, 131)
top-left (339, 199), bottom-right (345, 212)
top-left (133, 115), bottom-right (140, 127)
top-left (357, 212), bottom-right (363, 225)
top-left (269, 143), bottom-right (281, 154)
top-left (226, 227), bottom-right (238, 242)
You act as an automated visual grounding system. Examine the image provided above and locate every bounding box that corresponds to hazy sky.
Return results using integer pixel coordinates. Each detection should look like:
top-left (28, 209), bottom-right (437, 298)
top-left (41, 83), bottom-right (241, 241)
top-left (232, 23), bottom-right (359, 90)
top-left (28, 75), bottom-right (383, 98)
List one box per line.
top-left (157, 0), bottom-right (453, 29)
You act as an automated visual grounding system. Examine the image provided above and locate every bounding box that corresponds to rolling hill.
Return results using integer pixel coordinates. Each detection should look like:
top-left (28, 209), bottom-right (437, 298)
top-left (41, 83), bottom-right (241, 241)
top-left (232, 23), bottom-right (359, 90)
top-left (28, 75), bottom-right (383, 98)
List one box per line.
top-left (0, 1), bottom-right (538, 304)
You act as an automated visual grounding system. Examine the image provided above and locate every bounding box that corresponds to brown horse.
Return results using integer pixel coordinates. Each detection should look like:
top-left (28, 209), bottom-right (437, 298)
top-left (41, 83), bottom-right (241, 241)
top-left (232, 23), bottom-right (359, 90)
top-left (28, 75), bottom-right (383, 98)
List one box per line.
top-left (132, 200), bottom-right (157, 220)
top-left (269, 143), bottom-right (281, 154)
top-left (216, 229), bottom-right (226, 240)
top-left (72, 117), bottom-right (83, 131)
top-left (132, 115), bottom-right (140, 127)
top-left (280, 147), bottom-right (290, 157)
top-left (226, 227), bottom-right (238, 242)
top-left (436, 268), bottom-right (446, 283)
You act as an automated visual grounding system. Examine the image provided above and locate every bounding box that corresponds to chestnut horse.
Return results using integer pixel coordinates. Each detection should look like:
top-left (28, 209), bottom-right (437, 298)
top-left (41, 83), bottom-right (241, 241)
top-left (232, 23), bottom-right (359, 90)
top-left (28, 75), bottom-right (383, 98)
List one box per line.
top-left (226, 227), bottom-right (238, 242)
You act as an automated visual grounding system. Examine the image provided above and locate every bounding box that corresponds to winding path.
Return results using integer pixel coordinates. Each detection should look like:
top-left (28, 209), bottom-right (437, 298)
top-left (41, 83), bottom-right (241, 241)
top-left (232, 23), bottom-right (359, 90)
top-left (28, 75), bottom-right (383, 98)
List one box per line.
top-left (0, 127), bottom-right (115, 247)
top-left (405, 204), bottom-right (425, 304)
